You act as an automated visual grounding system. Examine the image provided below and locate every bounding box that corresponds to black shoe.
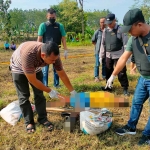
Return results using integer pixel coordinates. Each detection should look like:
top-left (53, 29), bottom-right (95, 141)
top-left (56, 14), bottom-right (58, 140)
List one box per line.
top-left (101, 86), bottom-right (112, 92)
top-left (138, 135), bottom-right (150, 146)
top-left (123, 88), bottom-right (130, 96)
top-left (115, 125), bottom-right (136, 136)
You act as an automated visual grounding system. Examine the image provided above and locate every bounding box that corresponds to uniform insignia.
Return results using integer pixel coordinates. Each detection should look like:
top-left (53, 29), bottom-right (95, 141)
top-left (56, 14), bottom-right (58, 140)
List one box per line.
top-left (144, 43), bottom-right (149, 47)
top-left (111, 33), bottom-right (115, 35)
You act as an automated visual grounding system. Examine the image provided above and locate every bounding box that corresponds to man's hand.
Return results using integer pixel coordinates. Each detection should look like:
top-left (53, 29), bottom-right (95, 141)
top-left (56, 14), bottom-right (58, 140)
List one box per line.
top-left (99, 57), bottom-right (102, 64)
top-left (70, 90), bottom-right (77, 96)
top-left (64, 50), bottom-right (68, 59)
top-left (49, 89), bottom-right (59, 99)
top-left (105, 75), bottom-right (116, 89)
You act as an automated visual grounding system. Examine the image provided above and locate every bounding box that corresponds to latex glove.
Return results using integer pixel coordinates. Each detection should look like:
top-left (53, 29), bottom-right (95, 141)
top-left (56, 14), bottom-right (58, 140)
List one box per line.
top-left (70, 90), bottom-right (77, 96)
top-left (64, 50), bottom-right (68, 59)
top-left (49, 89), bottom-right (59, 99)
top-left (105, 75), bottom-right (116, 89)
top-left (99, 57), bottom-right (102, 64)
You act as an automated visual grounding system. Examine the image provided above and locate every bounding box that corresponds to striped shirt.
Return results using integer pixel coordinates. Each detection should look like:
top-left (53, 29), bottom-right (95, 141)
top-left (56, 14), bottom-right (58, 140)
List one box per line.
top-left (10, 41), bottom-right (63, 74)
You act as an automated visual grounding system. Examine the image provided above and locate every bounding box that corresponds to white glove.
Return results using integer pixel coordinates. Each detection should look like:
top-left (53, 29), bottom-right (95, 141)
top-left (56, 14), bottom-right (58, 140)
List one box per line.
top-left (70, 90), bottom-right (77, 96)
top-left (99, 57), bottom-right (102, 64)
top-left (105, 75), bottom-right (116, 89)
top-left (49, 89), bottom-right (59, 99)
top-left (64, 50), bottom-right (68, 59)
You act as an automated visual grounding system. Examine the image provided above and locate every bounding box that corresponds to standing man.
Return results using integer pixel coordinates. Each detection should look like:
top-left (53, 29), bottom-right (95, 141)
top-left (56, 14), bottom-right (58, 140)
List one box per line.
top-left (106, 8), bottom-right (150, 145)
top-left (92, 17), bottom-right (106, 82)
top-left (10, 41), bottom-right (76, 133)
top-left (99, 14), bottom-right (129, 95)
top-left (37, 8), bottom-right (68, 88)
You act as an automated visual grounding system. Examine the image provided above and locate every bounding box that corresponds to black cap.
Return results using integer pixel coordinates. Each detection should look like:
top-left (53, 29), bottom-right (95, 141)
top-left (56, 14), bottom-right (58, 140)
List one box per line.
top-left (121, 8), bottom-right (145, 33)
top-left (105, 14), bottom-right (115, 24)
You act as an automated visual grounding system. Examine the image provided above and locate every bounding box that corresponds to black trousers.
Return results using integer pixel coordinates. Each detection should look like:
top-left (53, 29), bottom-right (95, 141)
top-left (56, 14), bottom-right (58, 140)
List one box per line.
top-left (105, 57), bottom-right (129, 88)
top-left (12, 71), bottom-right (47, 126)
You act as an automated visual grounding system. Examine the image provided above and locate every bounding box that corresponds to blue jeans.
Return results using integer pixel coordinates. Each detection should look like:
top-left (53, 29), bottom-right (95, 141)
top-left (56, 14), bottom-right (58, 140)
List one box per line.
top-left (127, 76), bottom-right (150, 136)
top-left (42, 65), bottom-right (59, 87)
top-left (94, 54), bottom-right (106, 78)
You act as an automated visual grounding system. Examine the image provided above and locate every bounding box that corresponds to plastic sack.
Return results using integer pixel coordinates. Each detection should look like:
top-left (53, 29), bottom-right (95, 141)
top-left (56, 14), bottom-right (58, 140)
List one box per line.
top-left (80, 108), bottom-right (112, 135)
top-left (0, 100), bottom-right (36, 126)
top-left (0, 100), bottom-right (22, 126)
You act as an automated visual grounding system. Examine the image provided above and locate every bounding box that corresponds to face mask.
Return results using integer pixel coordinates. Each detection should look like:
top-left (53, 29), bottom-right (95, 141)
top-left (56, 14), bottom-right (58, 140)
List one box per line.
top-left (49, 18), bottom-right (55, 24)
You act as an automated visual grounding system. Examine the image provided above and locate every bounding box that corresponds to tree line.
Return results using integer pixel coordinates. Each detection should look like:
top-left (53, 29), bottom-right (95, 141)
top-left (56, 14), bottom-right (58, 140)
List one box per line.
top-left (0, 0), bottom-right (149, 43)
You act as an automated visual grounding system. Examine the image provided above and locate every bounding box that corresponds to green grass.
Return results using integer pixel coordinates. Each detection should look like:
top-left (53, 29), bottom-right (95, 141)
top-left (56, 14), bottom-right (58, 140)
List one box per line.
top-left (0, 46), bottom-right (149, 149)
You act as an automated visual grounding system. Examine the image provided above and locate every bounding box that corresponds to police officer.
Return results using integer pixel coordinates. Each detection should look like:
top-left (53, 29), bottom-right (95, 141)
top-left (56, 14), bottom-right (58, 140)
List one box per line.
top-left (99, 13), bottom-right (129, 95)
top-left (106, 8), bottom-right (150, 146)
top-left (37, 8), bottom-right (68, 88)
top-left (92, 17), bottom-right (106, 82)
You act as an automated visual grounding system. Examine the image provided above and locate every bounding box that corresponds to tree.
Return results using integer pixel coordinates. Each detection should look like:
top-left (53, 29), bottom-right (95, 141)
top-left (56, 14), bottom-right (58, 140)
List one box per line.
top-left (86, 9), bottom-right (111, 30)
top-left (78, 0), bottom-right (84, 36)
top-left (0, 0), bottom-right (12, 41)
top-left (133, 0), bottom-right (150, 23)
top-left (51, 0), bottom-right (84, 33)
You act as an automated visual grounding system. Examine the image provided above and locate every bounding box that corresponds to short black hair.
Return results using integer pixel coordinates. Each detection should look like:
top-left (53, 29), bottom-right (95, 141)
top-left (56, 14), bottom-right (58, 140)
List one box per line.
top-left (41, 41), bottom-right (59, 56)
top-left (47, 8), bottom-right (56, 14)
top-left (100, 17), bottom-right (106, 19)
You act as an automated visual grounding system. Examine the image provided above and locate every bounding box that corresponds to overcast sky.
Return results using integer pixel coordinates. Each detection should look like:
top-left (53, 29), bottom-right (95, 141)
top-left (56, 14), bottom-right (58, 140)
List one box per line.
top-left (9, 0), bottom-right (135, 24)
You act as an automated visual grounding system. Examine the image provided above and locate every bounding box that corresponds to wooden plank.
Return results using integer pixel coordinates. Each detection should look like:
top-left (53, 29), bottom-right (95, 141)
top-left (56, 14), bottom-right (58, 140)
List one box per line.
top-left (46, 107), bottom-right (74, 112)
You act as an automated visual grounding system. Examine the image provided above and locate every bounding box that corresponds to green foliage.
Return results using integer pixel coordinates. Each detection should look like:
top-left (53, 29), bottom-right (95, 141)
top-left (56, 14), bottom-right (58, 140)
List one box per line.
top-left (51, 0), bottom-right (84, 33)
top-left (0, 0), bottom-right (11, 41)
top-left (133, 0), bottom-right (150, 23)
top-left (85, 9), bottom-right (111, 30)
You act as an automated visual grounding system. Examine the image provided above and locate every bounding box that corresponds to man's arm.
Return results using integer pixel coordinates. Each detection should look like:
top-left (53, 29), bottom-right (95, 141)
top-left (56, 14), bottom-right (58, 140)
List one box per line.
top-left (24, 73), bottom-right (51, 93)
top-left (112, 51), bottom-right (132, 76)
top-left (56, 69), bottom-right (74, 92)
top-left (61, 36), bottom-right (67, 50)
top-left (99, 30), bottom-right (106, 59)
top-left (37, 23), bottom-right (45, 42)
top-left (91, 30), bottom-right (97, 45)
top-left (37, 36), bottom-right (43, 42)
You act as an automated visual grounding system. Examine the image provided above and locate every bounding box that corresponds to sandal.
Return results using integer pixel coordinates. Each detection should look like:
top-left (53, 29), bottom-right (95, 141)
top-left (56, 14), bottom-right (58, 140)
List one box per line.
top-left (26, 124), bottom-right (35, 133)
top-left (41, 121), bottom-right (54, 131)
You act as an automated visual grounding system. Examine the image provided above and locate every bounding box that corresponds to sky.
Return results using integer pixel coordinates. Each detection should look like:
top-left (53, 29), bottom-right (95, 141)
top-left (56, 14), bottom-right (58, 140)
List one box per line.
top-left (9, 0), bottom-right (135, 24)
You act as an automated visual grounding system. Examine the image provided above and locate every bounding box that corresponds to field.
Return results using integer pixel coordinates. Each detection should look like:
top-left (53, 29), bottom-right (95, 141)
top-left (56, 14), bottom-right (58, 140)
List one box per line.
top-left (0, 45), bottom-right (149, 150)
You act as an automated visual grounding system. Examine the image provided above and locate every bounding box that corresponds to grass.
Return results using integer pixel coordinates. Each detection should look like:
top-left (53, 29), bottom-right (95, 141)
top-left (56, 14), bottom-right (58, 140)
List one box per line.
top-left (0, 46), bottom-right (150, 150)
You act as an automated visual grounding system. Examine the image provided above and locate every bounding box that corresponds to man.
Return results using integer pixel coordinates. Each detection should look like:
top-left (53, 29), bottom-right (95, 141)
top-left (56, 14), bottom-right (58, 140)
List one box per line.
top-left (37, 8), bottom-right (68, 88)
top-left (92, 17), bottom-right (106, 82)
top-left (10, 41), bottom-right (76, 133)
top-left (99, 14), bottom-right (129, 95)
top-left (106, 8), bottom-right (150, 145)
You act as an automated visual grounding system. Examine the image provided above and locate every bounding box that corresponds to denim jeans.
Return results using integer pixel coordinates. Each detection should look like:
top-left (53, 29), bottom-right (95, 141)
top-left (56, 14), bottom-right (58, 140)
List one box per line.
top-left (94, 54), bottom-right (106, 78)
top-left (127, 76), bottom-right (150, 136)
top-left (42, 65), bottom-right (59, 87)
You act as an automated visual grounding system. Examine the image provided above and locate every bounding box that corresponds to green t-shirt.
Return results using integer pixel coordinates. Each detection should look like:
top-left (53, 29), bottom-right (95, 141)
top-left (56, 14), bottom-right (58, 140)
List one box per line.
top-left (126, 36), bottom-right (150, 79)
top-left (38, 22), bottom-right (66, 37)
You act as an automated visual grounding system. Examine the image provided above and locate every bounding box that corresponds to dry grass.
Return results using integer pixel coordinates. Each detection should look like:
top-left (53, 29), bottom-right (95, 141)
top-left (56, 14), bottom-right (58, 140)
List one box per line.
top-left (0, 46), bottom-right (149, 150)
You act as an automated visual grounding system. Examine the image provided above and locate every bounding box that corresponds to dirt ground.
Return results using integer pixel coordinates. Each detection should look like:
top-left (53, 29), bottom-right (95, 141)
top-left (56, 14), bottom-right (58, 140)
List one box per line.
top-left (0, 46), bottom-right (149, 150)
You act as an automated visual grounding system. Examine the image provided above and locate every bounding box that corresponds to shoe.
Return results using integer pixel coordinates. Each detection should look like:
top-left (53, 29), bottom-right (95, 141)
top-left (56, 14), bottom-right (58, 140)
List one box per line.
top-left (101, 86), bottom-right (112, 92)
top-left (54, 85), bottom-right (61, 89)
top-left (95, 77), bottom-right (100, 82)
top-left (123, 88), bottom-right (130, 96)
top-left (115, 125), bottom-right (136, 136)
top-left (138, 135), bottom-right (150, 145)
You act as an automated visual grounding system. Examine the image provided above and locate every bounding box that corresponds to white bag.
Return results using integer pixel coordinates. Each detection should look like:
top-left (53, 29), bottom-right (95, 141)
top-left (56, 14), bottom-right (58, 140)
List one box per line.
top-left (0, 100), bottom-right (22, 126)
top-left (80, 108), bottom-right (112, 135)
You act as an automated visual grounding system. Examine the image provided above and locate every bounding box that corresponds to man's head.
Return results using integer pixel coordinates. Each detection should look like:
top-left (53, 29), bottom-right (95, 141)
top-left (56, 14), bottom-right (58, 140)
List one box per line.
top-left (105, 14), bottom-right (116, 29)
top-left (99, 17), bottom-right (106, 29)
top-left (47, 8), bottom-right (56, 24)
top-left (41, 41), bottom-right (59, 64)
top-left (121, 8), bottom-right (145, 36)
